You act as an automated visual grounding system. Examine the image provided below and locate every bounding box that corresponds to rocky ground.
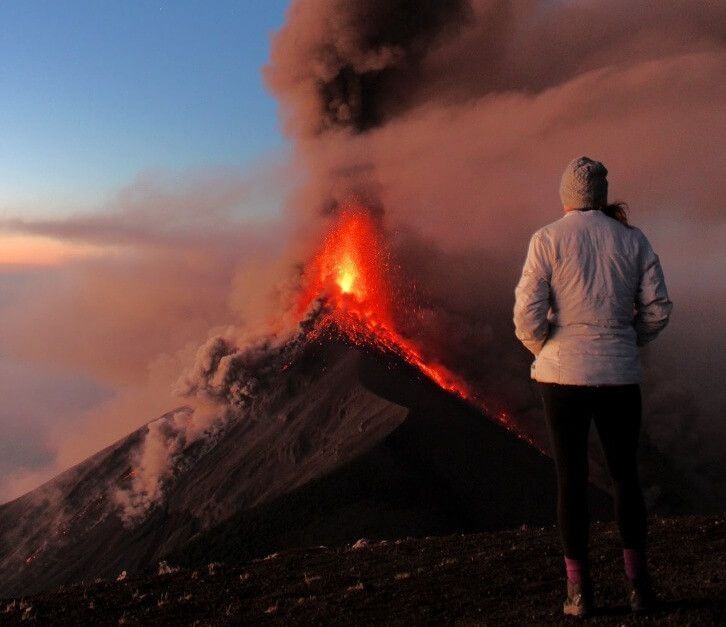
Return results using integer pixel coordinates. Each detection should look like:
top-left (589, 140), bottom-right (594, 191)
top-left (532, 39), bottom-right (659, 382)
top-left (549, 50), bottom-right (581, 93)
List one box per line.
top-left (2, 514), bottom-right (724, 625)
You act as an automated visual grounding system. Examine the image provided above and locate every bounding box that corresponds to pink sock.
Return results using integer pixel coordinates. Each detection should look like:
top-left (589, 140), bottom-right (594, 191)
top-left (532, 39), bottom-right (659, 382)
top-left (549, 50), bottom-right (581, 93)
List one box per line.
top-left (623, 548), bottom-right (645, 581)
top-left (564, 557), bottom-right (586, 584)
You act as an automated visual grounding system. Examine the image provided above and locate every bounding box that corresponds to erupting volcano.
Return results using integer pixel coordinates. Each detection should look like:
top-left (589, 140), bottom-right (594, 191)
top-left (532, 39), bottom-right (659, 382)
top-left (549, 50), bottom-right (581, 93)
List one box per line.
top-left (0, 205), bottom-right (585, 596)
top-left (298, 206), bottom-right (471, 399)
top-left (295, 206), bottom-right (533, 445)
top-left (1, 0), bottom-right (721, 617)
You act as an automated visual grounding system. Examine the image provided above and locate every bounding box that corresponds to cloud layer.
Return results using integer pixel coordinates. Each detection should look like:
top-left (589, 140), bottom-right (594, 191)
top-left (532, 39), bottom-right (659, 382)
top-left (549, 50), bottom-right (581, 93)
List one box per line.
top-left (0, 166), bottom-right (294, 502)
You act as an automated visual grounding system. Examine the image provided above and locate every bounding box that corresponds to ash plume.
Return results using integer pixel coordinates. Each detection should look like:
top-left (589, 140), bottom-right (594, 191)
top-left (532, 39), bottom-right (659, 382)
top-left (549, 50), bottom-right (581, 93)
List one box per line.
top-left (113, 321), bottom-right (308, 522)
top-left (265, 0), bottom-right (471, 135)
top-left (29, 0), bottom-right (726, 515)
top-left (266, 0), bottom-right (726, 506)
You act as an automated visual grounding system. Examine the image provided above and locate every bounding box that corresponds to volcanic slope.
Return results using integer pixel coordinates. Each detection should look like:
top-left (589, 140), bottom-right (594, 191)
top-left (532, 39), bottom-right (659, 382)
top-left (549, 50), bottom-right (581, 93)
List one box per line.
top-left (0, 329), bottom-right (592, 597)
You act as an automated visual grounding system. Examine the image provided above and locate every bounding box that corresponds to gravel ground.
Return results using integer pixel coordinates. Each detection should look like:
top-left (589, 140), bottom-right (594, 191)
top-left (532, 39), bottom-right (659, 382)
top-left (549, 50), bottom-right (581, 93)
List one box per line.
top-left (2, 514), bottom-right (724, 626)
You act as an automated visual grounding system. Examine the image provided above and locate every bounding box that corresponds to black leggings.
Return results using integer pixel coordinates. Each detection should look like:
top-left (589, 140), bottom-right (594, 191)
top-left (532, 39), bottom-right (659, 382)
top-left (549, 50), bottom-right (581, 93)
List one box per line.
top-left (539, 383), bottom-right (647, 560)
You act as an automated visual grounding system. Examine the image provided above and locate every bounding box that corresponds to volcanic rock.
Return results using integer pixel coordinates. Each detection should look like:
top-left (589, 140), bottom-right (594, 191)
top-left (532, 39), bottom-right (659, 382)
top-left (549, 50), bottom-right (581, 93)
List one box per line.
top-left (2, 514), bottom-right (724, 625)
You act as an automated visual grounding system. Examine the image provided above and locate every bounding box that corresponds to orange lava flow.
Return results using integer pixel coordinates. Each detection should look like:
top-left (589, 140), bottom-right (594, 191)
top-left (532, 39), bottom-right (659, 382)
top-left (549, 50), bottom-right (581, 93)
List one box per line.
top-left (295, 204), bottom-right (539, 450)
top-left (297, 205), bottom-right (470, 398)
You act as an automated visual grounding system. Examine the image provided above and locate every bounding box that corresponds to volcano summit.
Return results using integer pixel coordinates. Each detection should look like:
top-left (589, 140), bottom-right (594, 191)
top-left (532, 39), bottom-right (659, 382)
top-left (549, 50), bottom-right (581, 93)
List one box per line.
top-left (0, 208), bottom-right (594, 596)
top-left (0, 318), bottom-right (573, 596)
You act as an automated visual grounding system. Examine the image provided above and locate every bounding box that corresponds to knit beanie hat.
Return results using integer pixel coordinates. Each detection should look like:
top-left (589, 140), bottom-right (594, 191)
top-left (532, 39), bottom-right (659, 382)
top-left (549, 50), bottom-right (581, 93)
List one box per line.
top-left (559, 156), bottom-right (608, 209)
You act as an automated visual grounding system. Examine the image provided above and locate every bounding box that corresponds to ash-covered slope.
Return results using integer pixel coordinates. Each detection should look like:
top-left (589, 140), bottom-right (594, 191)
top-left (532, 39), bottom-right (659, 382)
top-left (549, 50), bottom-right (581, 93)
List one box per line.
top-left (0, 332), bottom-right (583, 596)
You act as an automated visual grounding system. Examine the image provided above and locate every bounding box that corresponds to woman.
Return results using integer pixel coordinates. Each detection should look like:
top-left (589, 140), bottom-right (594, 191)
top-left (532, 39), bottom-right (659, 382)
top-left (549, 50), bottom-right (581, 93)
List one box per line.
top-left (513, 157), bottom-right (672, 617)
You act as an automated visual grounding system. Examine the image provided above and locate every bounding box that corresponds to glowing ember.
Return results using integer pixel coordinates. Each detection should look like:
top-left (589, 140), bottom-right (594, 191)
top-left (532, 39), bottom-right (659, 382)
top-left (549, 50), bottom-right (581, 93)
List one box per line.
top-left (298, 204), bottom-right (469, 397)
top-left (337, 257), bottom-right (358, 294)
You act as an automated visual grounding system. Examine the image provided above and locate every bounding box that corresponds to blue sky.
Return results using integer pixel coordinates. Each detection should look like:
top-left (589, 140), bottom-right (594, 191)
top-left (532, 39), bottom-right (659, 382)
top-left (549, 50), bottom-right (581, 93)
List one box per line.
top-left (0, 0), bottom-right (290, 215)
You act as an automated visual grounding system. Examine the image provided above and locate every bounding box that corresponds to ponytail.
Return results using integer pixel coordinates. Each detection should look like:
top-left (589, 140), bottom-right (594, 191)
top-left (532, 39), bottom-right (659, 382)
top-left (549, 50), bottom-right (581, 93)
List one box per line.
top-left (598, 201), bottom-right (631, 227)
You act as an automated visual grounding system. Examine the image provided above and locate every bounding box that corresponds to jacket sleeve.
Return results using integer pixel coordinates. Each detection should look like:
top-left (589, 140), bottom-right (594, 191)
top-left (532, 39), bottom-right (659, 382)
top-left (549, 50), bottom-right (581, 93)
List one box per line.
top-left (634, 234), bottom-right (673, 346)
top-left (514, 231), bottom-right (552, 356)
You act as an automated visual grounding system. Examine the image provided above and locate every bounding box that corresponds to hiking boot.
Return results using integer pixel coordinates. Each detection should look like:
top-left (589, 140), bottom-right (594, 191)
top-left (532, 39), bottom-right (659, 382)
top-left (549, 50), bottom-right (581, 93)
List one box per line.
top-left (627, 576), bottom-right (657, 613)
top-left (563, 579), bottom-right (593, 618)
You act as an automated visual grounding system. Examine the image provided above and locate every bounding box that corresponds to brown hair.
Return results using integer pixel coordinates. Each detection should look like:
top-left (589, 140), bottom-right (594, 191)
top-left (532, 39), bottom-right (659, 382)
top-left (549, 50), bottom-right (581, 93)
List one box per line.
top-left (597, 201), bottom-right (630, 227)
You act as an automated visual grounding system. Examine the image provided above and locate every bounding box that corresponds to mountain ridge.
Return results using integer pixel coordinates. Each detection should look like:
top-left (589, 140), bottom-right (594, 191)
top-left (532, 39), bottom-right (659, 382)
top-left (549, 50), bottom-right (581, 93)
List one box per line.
top-left (0, 334), bottom-right (578, 596)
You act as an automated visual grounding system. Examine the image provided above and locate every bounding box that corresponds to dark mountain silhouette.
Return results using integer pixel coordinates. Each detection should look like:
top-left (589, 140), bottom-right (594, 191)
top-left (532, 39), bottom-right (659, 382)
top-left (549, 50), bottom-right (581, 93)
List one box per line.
top-left (0, 331), bottom-right (608, 596)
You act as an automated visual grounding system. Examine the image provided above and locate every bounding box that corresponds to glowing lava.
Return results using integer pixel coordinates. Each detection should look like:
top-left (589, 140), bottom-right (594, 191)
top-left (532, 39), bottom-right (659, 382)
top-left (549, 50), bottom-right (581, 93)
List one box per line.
top-left (337, 256), bottom-right (358, 295)
top-left (295, 204), bottom-right (537, 449)
top-left (298, 205), bottom-right (469, 398)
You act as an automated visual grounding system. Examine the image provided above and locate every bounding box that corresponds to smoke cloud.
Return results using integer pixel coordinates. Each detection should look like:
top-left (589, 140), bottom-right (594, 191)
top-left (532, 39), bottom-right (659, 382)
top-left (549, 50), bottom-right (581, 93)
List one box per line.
top-left (266, 0), bottom-right (471, 135)
top-left (114, 316), bottom-right (313, 522)
top-left (266, 0), bottom-right (726, 504)
top-left (0, 166), bottom-right (296, 503)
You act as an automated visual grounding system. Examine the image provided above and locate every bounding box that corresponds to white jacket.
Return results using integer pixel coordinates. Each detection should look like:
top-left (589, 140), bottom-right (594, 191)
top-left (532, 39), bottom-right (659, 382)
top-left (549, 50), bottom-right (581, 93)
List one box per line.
top-left (513, 210), bottom-right (672, 385)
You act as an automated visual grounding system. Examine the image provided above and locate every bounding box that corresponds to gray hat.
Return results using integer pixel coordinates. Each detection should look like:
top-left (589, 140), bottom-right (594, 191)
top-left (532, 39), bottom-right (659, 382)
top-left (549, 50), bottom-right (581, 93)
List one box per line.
top-left (559, 156), bottom-right (608, 209)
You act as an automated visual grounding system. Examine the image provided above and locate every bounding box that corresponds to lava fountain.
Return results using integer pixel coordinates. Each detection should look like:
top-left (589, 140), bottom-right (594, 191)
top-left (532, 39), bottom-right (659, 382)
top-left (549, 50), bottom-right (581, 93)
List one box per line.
top-left (295, 204), bottom-right (529, 444)
top-left (297, 205), bottom-right (470, 398)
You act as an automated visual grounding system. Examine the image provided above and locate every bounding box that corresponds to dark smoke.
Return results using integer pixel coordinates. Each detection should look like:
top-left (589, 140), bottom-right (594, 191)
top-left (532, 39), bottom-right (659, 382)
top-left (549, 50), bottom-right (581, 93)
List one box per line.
top-left (267, 0), bottom-right (725, 137)
top-left (267, 0), bottom-right (726, 508)
top-left (265, 0), bottom-right (471, 135)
